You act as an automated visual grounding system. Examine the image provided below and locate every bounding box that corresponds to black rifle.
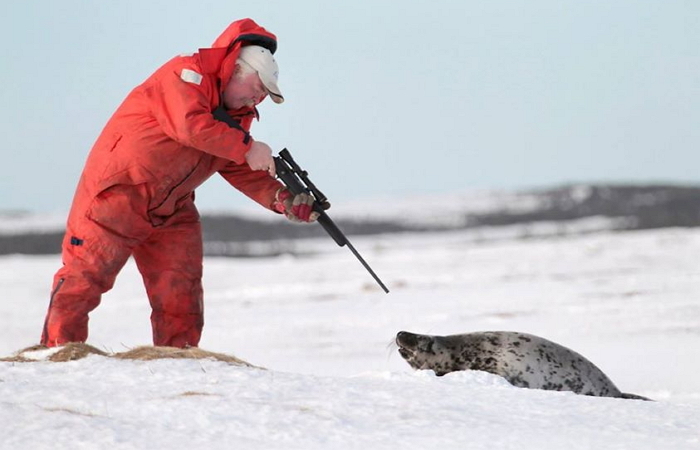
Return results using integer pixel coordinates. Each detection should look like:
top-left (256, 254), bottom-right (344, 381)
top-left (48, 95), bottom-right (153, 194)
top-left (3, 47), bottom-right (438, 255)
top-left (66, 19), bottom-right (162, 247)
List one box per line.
top-left (273, 148), bottom-right (390, 293)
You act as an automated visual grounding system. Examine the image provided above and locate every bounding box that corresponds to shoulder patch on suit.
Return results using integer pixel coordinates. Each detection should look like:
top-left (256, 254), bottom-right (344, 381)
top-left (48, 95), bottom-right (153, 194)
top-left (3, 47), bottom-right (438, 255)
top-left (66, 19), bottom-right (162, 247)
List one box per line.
top-left (180, 68), bottom-right (203, 85)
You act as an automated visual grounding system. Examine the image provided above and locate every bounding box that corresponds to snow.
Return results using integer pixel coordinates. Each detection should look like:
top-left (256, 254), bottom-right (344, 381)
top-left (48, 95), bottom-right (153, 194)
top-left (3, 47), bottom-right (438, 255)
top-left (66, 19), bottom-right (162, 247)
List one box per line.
top-left (2, 226), bottom-right (700, 449)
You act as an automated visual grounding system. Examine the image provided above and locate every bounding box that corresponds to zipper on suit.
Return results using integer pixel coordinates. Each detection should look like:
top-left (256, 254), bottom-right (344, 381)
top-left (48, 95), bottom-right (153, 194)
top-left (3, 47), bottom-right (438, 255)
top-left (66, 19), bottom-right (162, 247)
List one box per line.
top-left (42, 278), bottom-right (65, 344)
top-left (50, 278), bottom-right (66, 302)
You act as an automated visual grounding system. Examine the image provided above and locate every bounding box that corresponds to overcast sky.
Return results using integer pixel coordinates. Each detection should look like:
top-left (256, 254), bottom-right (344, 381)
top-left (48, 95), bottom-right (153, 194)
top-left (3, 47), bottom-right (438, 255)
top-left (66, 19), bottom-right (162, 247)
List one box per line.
top-left (2, 1), bottom-right (698, 213)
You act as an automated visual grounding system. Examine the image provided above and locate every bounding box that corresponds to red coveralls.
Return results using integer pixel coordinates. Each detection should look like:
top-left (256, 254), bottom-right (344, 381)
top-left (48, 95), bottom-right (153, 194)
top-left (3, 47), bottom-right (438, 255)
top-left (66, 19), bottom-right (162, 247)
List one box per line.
top-left (41, 19), bottom-right (284, 348)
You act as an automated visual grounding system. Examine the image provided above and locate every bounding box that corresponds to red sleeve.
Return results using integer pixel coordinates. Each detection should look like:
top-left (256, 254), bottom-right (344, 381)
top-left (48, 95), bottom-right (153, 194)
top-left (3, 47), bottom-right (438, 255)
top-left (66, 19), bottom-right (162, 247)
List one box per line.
top-left (219, 162), bottom-right (285, 211)
top-left (145, 59), bottom-right (252, 164)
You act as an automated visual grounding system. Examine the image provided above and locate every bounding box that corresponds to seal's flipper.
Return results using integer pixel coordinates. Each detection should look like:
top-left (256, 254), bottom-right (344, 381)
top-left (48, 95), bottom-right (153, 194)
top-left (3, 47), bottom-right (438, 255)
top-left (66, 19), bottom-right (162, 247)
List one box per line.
top-left (620, 392), bottom-right (653, 401)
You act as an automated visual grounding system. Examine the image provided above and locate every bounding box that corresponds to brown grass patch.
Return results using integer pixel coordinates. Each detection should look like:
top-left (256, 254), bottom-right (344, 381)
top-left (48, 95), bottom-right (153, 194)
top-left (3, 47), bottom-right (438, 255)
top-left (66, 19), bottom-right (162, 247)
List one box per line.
top-left (113, 346), bottom-right (258, 368)
top-left (42, 406), bottom-right (100, 417)
top-left (49, 343), bottom-right (109, 362)
top-left (1, 344), bottom-right (259, 368)
top-left (1, 343), bottom-right (107, 362)
top-left (177, 391), bottom-right (221, 397)
top-left (0, 355), bottom-right (31, 363)
top-left (0, 344), bottom-right (45, 362)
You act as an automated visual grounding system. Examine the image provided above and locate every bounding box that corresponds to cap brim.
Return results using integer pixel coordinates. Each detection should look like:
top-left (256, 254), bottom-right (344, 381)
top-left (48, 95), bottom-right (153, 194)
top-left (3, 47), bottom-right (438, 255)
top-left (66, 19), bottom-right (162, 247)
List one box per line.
top-left (259, 73), bottom-right (284, 104)
top-left (268, 91), bottom-right (284, 104)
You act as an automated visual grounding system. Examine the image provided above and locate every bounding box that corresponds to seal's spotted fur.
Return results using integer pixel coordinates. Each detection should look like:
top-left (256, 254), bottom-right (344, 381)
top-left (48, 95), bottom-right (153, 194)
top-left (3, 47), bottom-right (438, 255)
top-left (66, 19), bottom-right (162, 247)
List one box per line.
top-left (396, 331), bottom-right (649, 400)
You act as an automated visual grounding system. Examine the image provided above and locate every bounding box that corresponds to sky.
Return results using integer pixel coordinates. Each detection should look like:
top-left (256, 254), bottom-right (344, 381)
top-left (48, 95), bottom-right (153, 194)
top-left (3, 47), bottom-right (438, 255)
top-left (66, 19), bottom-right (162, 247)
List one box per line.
top-left (2, 1), bottom-right (698, 213)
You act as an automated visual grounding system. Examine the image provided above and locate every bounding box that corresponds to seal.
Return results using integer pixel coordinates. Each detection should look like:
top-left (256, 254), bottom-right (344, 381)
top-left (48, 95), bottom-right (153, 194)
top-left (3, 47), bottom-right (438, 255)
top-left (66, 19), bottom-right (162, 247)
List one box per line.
top-left (396, 330), bottom-right (649, 400)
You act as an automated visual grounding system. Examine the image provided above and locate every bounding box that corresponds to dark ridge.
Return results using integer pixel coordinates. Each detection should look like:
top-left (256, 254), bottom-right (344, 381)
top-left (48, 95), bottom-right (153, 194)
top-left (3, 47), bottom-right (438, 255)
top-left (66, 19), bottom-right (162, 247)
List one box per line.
top-left (468, 184), bottom-right (700, 229)
top-left (2, 184), bottom-right (699, 256)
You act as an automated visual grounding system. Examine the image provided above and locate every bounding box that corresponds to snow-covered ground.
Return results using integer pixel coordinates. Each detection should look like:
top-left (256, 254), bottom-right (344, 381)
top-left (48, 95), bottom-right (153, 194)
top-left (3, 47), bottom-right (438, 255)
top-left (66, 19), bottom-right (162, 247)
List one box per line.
top-left (2, 226), bottom-right (700, 449)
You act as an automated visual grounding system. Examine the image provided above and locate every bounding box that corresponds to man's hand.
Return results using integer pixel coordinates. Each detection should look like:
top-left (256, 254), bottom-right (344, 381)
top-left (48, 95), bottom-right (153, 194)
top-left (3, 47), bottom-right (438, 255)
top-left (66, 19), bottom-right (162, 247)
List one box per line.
top-left (275, 188), bottom-right (320, 222)
top-left (245, 141), bottom-right (276, 177)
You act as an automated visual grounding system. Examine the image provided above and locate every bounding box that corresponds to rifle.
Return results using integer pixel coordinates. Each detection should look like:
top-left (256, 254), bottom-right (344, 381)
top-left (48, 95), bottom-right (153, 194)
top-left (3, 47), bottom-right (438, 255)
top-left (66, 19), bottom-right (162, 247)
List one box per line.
top-left (273, 148), bottom-right (390, 293)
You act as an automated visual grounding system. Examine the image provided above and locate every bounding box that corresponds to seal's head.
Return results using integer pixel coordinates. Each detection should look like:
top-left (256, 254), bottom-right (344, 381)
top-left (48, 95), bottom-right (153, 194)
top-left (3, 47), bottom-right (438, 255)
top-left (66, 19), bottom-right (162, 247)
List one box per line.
top-left (396, 331), bottom-right (455, 376)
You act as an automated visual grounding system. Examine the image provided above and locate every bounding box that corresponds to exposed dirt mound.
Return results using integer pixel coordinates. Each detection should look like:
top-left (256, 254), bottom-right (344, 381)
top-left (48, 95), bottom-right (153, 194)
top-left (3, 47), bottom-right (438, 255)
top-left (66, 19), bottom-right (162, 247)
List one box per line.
top-left (1, 343), bottom-right (258, 368)
top-left (50, 343), bottom-right (109, 361)
top-left (113, 346), bottom-right (257, 367)
top-left (0, 343), bottom-right (108, 362)
top-left (0, 344), bottom-right (41, 362)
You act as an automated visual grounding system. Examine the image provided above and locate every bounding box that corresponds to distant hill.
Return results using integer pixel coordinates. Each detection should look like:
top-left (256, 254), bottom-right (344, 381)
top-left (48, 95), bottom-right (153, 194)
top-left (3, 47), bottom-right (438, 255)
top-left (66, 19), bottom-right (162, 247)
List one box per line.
top-left (464, 184), bottom-right (700, 229)
top-left (1, 184), bottom-right (699, 256)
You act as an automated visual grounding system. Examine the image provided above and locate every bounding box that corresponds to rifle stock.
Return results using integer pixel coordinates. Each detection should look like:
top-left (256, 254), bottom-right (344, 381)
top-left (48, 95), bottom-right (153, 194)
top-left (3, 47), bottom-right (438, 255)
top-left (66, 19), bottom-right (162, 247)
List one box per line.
top-left (273, 149), bottom-right (389, 293)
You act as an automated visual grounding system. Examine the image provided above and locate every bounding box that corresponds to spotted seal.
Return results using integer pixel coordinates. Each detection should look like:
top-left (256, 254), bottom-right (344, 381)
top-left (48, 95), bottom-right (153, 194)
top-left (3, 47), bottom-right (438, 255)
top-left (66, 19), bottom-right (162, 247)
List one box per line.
top-left (396, 330), bottom-right (650, 400)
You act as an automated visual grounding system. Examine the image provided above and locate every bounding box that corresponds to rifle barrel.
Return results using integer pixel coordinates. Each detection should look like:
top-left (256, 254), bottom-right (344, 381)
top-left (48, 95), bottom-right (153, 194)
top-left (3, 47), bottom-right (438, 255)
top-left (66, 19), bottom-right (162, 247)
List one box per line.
top-left (345, 239), bottom-right (390, 293)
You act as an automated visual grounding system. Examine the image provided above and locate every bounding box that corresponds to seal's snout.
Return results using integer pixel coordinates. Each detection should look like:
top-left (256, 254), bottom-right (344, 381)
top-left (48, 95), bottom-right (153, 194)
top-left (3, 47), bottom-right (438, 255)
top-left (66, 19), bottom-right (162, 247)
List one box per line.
top-left (396, 331), bottom-right (420, 364)
top-left (396, 331), bottom-right (420, 361)
top-left (396, 331), bottom-right (419, 349)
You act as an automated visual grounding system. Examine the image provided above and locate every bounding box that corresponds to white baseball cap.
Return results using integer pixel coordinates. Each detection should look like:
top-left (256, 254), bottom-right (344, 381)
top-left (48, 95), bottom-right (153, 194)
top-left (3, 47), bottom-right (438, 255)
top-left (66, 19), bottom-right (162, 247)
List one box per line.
top-left (238, 45), bottom-right (284, 104)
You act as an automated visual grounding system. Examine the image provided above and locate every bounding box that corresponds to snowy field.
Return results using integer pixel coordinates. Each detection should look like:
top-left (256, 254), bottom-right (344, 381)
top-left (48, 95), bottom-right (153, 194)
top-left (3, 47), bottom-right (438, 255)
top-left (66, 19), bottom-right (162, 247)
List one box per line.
top-left (2, 225), bottom-right (700, 449)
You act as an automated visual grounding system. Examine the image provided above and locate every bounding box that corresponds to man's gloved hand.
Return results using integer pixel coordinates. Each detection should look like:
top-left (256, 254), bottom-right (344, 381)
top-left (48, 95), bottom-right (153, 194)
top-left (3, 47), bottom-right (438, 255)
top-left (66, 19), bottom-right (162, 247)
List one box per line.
top-left (275, 188), bottom-right (320, 223)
